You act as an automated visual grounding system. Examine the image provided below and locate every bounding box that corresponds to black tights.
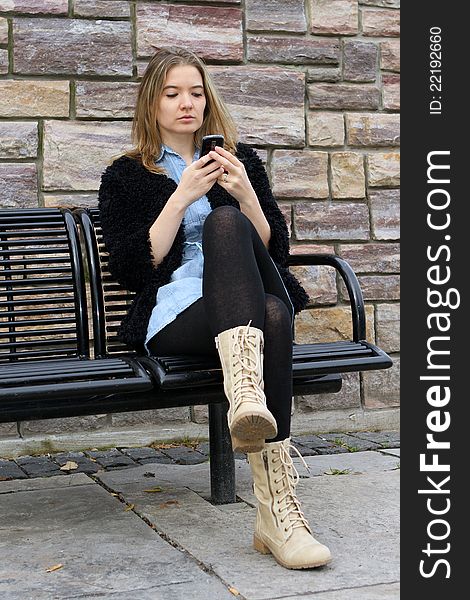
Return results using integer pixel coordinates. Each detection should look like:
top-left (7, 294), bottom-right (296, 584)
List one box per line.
top-left (147, 206), bottom-right (294, 441)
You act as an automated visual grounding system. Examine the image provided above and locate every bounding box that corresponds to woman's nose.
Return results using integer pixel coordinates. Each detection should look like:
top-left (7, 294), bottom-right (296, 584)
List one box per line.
top-left (180, 95), bottom-right (193, 108)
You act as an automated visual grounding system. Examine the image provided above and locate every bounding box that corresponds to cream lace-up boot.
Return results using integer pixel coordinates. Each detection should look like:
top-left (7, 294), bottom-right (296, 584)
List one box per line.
top-left (247, 437), bottom-right (332, 569)
top-left (215, 320), bottom-right (278, 453)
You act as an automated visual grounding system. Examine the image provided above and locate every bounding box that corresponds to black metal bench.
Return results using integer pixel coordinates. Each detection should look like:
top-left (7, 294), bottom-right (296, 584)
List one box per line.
top-left (1, 207), bottom-right (392, 504)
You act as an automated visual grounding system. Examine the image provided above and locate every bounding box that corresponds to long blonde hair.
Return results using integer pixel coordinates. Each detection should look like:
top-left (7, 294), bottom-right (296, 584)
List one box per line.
top-left (121, 46), bottom-right (238, 174)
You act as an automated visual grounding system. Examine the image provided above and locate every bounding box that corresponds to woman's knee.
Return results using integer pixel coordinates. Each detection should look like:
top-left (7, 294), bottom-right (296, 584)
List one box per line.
top-left (264, 293), bottom-right (292, 330)
top-left (203, 205), bottom-right (249, 237)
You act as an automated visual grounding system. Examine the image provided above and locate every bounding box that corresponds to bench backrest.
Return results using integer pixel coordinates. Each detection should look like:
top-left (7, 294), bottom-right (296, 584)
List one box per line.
top-left (0, 208), bottom-right (89, 362)
top-left (74, 208), bottom-right (136, 358)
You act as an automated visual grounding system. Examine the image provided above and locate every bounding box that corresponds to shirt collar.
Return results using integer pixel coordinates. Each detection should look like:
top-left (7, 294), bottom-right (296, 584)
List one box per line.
top-left (156, 143), bottom-right (200, 163)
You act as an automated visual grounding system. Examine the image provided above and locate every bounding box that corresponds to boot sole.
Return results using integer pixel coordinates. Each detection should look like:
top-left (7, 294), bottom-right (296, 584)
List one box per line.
top-left (253, 534), bottom-right (332, 569)
top-left (230, 412), bottom-right (277, 443)
top-left (231, 434), bottom-right (264, 453)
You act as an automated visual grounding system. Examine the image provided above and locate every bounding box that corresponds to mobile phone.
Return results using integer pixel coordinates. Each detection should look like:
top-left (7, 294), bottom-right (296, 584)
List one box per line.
top-left (200, 134), bottom-right (225, 165)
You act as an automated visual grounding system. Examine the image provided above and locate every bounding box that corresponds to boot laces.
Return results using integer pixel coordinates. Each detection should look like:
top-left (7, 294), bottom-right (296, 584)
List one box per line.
top-left (272, 440), bottom-right (313, 534)
top-left (231, 320), bottom-right (265, 414)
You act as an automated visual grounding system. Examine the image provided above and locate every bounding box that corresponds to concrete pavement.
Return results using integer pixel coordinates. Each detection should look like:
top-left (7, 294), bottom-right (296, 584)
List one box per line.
top-left (0, 444), bottom-right (399, 599)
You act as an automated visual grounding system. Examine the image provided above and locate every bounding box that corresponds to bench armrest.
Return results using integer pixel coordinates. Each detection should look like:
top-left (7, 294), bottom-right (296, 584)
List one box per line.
top-left (287, 254), bottom-right (366, 342)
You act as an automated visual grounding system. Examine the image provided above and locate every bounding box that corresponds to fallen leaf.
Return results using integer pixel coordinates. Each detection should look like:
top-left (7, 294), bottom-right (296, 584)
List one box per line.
top-left (46, 564), bottom-right (63, 573)
top-left (59, 461), bottom-right (78, 471)
top-left (0, 476), bottom-right (13, 481)
top-left (143, 487), bottom-right (163, 493)
top-left (159, 499), bottom-right (179, 508)
top-left (124, 504), bottom-right (135, 512)
top-left (229, 587), bottom-right (240, 596)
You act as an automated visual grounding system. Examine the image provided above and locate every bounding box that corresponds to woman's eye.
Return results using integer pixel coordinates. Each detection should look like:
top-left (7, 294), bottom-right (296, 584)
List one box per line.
top-left (166, 93), bottom-right (203, 98)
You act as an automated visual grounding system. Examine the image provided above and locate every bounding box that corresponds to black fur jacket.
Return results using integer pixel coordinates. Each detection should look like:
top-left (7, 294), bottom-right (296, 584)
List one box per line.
top-left (98, 141), bottom-right (310, 353)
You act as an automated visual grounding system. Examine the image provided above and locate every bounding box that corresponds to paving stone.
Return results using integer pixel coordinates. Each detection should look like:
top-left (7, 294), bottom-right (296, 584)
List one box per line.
top-left (289, 440), bottom-right (319, 456)
top-left (310, 0), bottom-right (359, 35)
top-left (294, 201), bottom-right (370, 241)
top-left (248, 35), bottom-right (340, 65)
top-left (0, 163), bottom-right (37, 209)
top-left (318, 433), bottom-right (381, 451)
top-left (0, 122), bottom-right (38, 159)
top-left (0, 459), bottom-right (28, 481)
top-left (362, 6), bottom-right (400, 37)
top-left (52, 451), bottom-right (100, 474)
top-left (0, 80), bottom-right (69, 118)
top-left (159, 446), bottom-right (208, 465)
top-left (15, 455), bottom-right (64, 478)
top-left (98, 457), bottom-right (399, 597)
top-left (350, 430), bottom-right (400, 447)
top-left (382, 73), bottom-right (400, 110)
top-left (0, 48), bottom-right (8, 74)
top-left (343, 40), bottom-right (378, 82)
top-left (0, 475), bottom-right (235, 598)
top-left (120, 447), bottom-right (163, 461)
top-left (293, 434), bottom-right (346, 453)
top-left (84, 449), bottom-right (136, 469)
top-left (0, 0), bottom-right (68, 14)
top-left (120, 447), bottom-right (173, 465)
top-left (246, 0), bottom-right (307, 32)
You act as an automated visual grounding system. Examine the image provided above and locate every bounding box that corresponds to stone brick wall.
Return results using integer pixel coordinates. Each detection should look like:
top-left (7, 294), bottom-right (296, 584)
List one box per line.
top-left (0, 0), bottom-right (399, 441)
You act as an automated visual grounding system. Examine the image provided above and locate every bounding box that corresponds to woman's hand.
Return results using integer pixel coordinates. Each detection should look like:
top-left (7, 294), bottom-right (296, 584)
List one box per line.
top-left (175, 153), bottom-right (225, 209)
top-left (209, 146), bottom-right (258, 206)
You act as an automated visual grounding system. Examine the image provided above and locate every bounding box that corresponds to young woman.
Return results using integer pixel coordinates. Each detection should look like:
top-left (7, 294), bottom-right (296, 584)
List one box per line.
top-left (98, 46), bottom-right (332, 570)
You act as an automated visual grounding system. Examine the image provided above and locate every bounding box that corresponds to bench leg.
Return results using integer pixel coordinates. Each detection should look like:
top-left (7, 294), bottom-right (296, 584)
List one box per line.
top-left (208, 401), bottom-right (236, 505)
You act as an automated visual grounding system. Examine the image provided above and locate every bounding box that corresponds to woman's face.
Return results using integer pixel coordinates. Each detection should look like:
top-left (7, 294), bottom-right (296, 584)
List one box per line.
top-left (157, 64), bottom-right (207, 141)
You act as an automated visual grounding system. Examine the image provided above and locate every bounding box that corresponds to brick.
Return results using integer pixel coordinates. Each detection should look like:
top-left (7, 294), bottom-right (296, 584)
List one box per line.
top-left (136, 3), bottom-right (243, 61)
top-left (158, 446), bottom-right (207, 465)
top-left (343, 40), bottom-right (378, 82)
top-left (120, 447), bottom-right (162, 461)
top-left (296, 372), bottom-right (361, 411)
top-left (291, 264), bottom-right (337, 306)
top-left (0, 422), bottom-right (17, 437)
top-left (190, 405), bottom-right (208, 424)
top-left (341, 275), bottom-right (400, 300)
top-left (346, 113), bottom-right (400, 146)
top-left (210, 66), bottom-right (305, 146)
top-left (111, 407), bottom-right (190, 427)
top-left (291, 434), bottom-right (348, 454)
top-left (294, 201), bottom-right (370, 241)
top-left (362, 7), bottom-right (400, 36)
top-left (0, 460), bottom-right (27, 480)
top-left (52, 451), bottom-right (100, 474)
top-left (331, 152), bottom-right (365, 199)
top-left (339, 243), bottom-right (400, 273)
top-left (367, 152), bottom-right (400, 187)
top-left (85, 449), bottom-right (135, 469)
top-left (0, 48), bottom-right (7, 74)
top-left (376, 303), bottom-right (400, 353)
top-left (363, 355), bottom-right (400, 407)
top-left (0, 122), bottom-right (38, 159)
top-left (20, 415), bottom-right (108, 435)
top-left (272, 150), bottom-right (328, 198)
top-left (0, 0), bottom-right (68, 14)
top-left (43, 120), bottom-right (132, 191)
top-left (320, 433), bottom-right (381, 451)
top-left (307, 66), bottom-right (341, 83)
top-left (296, 305), bottom-right (375, 344)
top-left (380, 39), bottom-right (400, 72)
top-left (75, 82), bottom-right (138, 118)
top-left (308, 112), bottom-right (344, 147)
top-left (0, 16), bottom-right (7, 43)
top-left (383, 74), bottom-right (400, 110)
top-left (13, 18), bottom-right (132, 76)
top-left (309, 0), bottom-right (358, 35)
top-left (308, 83), bottom-right (380, 110)
top-left (360, 0), bottom-right (400, 6)
top-left (351, 429), bottom-right (400, 447)
top-left (369, 189), bottom-right (400, 240)
top-left (16, 456), bottom-right (64, 478)
top-left (73, 0), bottom-right (131, 18)
top-left (0, 163), bottom-right (37, 208)
top-left (44, 194), bottom-right (98, 209)
top-left (246, 0), bottom-right (307, 32)
top-left (0, 80), bottom-right (69, 117)
top-left (248, 35), bottom-right (339, 65)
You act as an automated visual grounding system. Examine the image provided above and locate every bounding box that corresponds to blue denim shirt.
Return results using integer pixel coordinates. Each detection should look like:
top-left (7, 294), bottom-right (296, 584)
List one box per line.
top-left (144, 143), bottom-right (212, 356)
